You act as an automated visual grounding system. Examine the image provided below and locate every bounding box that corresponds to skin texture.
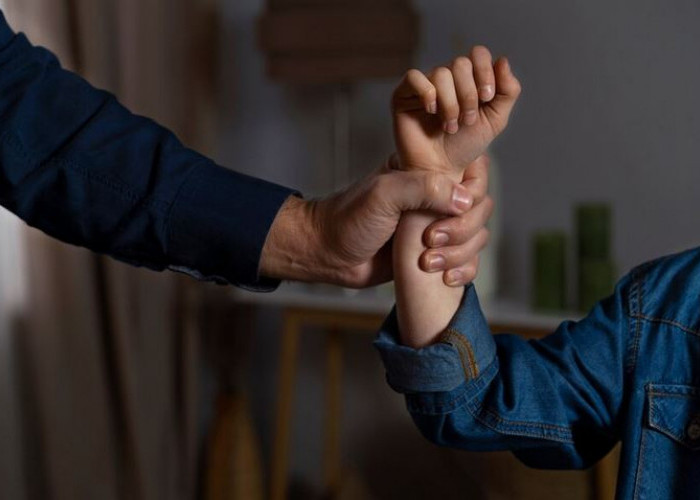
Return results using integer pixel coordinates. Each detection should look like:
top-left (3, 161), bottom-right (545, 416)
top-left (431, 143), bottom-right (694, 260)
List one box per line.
top-left (258, 162), bottom-right (481, 288)
top-left (392, 46), bottom-right (522, 348)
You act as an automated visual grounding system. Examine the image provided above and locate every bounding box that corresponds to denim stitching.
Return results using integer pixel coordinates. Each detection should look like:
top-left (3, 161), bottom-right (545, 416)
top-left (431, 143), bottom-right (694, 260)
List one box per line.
top-left (439, 329), bottom-right (473, 380)
top-left (626, 269), bottom-right (643, 375)
top-left (632, 420), bottom-right (648, 500)
top-left (463, 337), bottom-right (479, 378)
top-left (406, 360), bottom-right (499, 415)
top-left (467, 395), bottom-right (575, 442)
top-left (411, 390), bottom-right (470, 415)
top-left (648, 392), bottom-right (700, 400)
top-left (647, 386), bottom-right (700, 449)
top-left (647, 384), bottom-right (700, 396)
top-left (440, 328), bottom-right (479, 379)
top-left (476, 405), bottom-right (575, 433)
top-left (467, 402), bottom-right (574, 443)
top-left (634, 315), bottom-right (700, 338)
top-left (406, 385), bottom-right (470, 415)
top-left (407, 354), bottom-right (574, 442)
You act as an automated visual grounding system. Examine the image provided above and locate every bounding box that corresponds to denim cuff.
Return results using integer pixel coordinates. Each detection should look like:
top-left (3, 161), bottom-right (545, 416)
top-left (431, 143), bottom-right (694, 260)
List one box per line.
top-left (374, 284), bottom-right (497, 394)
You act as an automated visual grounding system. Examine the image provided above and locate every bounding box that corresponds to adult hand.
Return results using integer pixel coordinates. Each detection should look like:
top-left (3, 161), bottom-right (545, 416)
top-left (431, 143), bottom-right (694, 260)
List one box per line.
top-left (259, 156), bottom-right (491, 288)
top-left (418, 154), bottom-right (492, 285)
top-left (392, 46), bottom-right (521, 175)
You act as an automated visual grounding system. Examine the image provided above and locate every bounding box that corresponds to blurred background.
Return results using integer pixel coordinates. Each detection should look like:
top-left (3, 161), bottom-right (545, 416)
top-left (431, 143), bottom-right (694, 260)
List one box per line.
top-left (0, 0), bottom-right (699, 499)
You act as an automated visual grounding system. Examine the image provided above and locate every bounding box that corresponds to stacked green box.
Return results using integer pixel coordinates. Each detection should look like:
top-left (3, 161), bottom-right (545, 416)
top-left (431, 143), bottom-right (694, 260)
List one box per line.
top-left (533, 231), bottom-right (567, 311)
top-left (576, 204), bottom-right (615, 312)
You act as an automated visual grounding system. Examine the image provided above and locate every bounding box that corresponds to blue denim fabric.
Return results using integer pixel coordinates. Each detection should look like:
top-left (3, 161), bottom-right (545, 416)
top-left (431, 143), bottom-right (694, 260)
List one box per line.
top-left (0, 10), bottom-right (296, 290)
top-left (375, 247), bottom-right (700, 499)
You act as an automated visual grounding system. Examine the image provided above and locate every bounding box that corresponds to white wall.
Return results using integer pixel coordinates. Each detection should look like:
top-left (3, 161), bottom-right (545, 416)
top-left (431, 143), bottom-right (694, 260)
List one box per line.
top-left (217, 0), bottom-right (700, 302)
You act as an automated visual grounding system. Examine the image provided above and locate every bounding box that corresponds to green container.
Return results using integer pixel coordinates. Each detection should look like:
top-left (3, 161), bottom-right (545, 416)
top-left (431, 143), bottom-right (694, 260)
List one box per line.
top-left (576, 204), bottom-right (611, 260)
top-left (578, 258), bottom-right (616, 312)
top-left (533, 231), bottom-right (567, 311)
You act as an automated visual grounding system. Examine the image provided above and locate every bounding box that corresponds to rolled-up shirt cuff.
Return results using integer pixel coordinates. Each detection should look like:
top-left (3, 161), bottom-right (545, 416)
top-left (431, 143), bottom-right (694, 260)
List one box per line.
top-left (374, 284), bottom-right (497, 394)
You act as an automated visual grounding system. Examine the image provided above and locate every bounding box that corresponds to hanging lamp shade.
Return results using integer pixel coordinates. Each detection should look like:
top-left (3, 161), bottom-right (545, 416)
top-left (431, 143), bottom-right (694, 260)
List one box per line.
top-left (258, 0), bottom-right (418, 84)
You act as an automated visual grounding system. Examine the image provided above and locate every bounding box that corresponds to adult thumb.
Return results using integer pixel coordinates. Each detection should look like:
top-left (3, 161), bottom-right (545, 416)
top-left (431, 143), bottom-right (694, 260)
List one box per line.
top-left (379, 169), bottom-right (473, 216)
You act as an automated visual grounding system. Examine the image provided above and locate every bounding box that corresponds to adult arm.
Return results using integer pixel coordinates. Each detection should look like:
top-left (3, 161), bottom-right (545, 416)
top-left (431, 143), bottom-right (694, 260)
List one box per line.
top-left (0, 10), bottom-right (294, 290)
top-left (0, 10), bottom-right (485, 289)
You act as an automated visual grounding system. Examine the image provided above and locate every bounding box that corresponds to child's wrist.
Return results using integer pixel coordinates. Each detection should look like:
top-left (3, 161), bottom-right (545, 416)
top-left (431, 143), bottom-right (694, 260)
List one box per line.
top-left (391, 152), bottom-right (464, 182)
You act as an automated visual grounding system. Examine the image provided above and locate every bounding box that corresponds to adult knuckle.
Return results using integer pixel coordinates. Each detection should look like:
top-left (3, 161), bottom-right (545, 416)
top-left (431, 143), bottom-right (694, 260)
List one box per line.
top-left (423, 172), bottom-right (443, 200)
top-left (369, 174), bottom-right (390, 203)
top-left (458, 212), bottom-right (474, 232)
top-left (345, 267), bottom-right (366, 288)
top-left (493, 119), bottom-right (505, 134)
top-left (370, 173), bottom-right (385, 192)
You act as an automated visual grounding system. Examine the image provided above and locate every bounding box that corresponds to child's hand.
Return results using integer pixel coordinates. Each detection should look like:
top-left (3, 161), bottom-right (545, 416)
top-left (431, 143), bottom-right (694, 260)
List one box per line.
top-left (390, 47), bottom-right (519, 348)
top-left (392, 46), bottom-right (521, 176)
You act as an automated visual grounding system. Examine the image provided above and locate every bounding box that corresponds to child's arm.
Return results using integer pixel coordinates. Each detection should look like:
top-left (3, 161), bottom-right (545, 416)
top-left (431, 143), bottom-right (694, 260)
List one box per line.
top-left (391, 48), bottom-right (521, 347)
top-left (394, 210), bottom-right (465, 347)
top-left (377, 48), bottom-right (628, 471)
top-left (393, 168), bottom-right (492, 347)
top-left (375, 278), bottom-right (632, 469)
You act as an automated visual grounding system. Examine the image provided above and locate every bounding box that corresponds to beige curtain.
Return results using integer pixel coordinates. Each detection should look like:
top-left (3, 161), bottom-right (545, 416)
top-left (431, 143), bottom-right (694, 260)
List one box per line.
top-left (1, 1), bottom-right (218, 498)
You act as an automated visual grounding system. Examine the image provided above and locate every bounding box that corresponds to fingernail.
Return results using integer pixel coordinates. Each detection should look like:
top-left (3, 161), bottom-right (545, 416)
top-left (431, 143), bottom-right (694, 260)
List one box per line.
top-left (431, 231), bottom-right (449, 247)
top-left (446, 270), bottom-right (464, 286)
top-left (427, 101), bottom-right (437, 114)
top-left (427, 254), bottom-right (446, 271)
top-left (480, 84), bottom-right (494, 101)
top-left (445, 119), bottom-right (459, 135)
top-left (452, 185), bottom-right (473, 212)
top-left (465, 110), bottom-right (478, 125)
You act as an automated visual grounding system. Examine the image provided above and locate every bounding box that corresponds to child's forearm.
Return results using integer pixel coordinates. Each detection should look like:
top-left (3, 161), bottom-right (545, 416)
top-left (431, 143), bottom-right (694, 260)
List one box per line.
top-left (394, 210), bottom-right (465, 348)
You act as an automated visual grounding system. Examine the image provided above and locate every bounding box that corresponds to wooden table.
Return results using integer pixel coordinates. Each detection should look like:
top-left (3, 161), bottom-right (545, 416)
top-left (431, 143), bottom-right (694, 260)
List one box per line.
top-left (229, 283), bottom-right (618, 500)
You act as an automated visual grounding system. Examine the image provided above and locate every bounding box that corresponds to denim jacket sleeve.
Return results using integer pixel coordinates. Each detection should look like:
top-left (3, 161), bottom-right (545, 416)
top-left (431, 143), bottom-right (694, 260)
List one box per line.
top-left (375, 274), bottom-right (633, 470)
top-left (0, 11), bottom-right (296, 290)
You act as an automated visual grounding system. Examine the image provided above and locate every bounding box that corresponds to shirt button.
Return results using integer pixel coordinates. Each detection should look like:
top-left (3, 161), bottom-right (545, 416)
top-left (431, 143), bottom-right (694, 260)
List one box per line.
top-left (686, 415), bottom-right (700, 441)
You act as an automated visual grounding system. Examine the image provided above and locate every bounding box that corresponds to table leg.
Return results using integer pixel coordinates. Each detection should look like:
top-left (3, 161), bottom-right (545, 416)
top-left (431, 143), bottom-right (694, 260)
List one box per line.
top-left (270, 312), bottom-right (301, 500)
top-left (323, 328), bottom-right (343, 496)
top-left (592, 444), bottom-right (619, 499)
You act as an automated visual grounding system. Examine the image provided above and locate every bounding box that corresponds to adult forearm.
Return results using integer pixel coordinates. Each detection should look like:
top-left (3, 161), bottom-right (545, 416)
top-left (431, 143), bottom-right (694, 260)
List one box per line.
top-left (258, 195), bottom-right (326, 284)
top-left (0, 11), bottom-right (295, 288)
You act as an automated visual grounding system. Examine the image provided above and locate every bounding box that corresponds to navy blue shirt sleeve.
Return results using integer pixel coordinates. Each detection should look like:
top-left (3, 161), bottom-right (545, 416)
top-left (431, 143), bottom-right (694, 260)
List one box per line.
top-left (0, 10), bottom-right (296, 290)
